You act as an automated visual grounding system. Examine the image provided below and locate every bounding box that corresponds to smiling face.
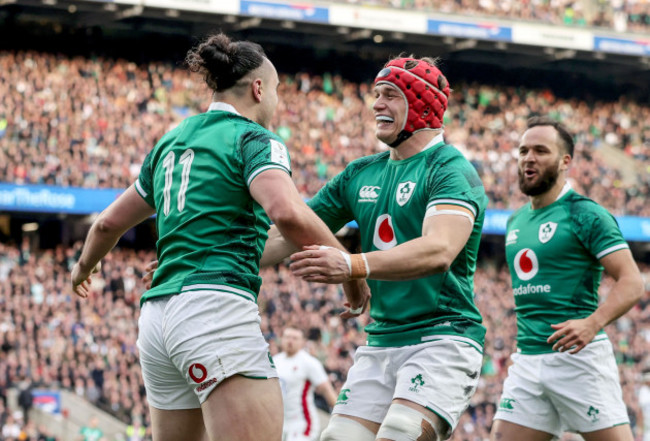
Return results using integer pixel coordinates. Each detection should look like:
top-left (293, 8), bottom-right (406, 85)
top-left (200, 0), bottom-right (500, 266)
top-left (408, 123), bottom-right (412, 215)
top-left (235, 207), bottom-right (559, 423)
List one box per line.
top-left (372, 83), bottom-right (407, 145)
top-left (518, 125), bottom-right (570, 196)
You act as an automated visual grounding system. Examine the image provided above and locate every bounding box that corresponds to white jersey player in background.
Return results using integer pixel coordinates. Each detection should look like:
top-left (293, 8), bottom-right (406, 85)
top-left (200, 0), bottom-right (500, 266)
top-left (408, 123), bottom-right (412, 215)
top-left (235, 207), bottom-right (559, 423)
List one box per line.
top-left (275, 326), bottom-right (338, 441)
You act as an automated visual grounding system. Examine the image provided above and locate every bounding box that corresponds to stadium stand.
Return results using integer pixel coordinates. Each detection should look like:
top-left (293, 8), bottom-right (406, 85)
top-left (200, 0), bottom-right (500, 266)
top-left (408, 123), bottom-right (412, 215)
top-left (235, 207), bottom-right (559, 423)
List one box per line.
top-left (326, 0), bottom-right (650, 33)
top-left (0, 51), bottom-right (648, 216)
top-left (0, 243), bottom-right (647, 440)
top-left (1, 0), bottom-right (649, 439)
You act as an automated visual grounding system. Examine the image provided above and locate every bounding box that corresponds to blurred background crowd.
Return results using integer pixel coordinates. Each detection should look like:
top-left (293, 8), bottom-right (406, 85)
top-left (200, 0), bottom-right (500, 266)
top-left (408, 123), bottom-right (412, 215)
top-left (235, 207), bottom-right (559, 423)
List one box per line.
top-left (0, 242), bottom-right (648, 440)
top-left (0, 0), bottom-right (649, 439)
top-left (0, 51), bottom-right (648, 216)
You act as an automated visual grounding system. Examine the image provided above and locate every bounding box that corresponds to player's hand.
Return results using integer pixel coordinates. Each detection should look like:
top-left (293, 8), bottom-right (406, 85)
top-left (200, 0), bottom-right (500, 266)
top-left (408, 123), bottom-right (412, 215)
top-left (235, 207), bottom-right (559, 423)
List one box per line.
top-left (71, 262), bottom-right (101, 299)
top-left (547, 317), bottom-right (599, 354)
top-left (290, 245), bottom-right (351, 284)
top-left (143, 259), bottom-right (158, 289)
top-left (340, 279), bottom-right (371, 319)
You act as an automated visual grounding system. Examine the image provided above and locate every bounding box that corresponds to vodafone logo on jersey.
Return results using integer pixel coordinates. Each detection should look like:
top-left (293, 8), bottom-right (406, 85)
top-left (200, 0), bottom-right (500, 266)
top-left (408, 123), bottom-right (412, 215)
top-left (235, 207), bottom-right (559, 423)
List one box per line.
top-left (373, 214), bottom-right (397, 250)
top-left (513, 248), bottom-right (539, 281)
top-left (189, 363), bottom-right (208, 383)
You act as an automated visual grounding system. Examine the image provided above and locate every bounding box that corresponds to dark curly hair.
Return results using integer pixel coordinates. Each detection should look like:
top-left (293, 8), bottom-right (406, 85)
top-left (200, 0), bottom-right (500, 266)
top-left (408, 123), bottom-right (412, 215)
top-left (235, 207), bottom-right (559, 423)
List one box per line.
top-left (185, 33), bottom-right (266, 92)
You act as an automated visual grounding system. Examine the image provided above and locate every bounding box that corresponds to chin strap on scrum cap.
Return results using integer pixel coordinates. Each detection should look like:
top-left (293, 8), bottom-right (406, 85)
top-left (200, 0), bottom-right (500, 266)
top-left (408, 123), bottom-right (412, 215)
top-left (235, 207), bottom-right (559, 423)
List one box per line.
top-left (374, 58), bottom-right (451, 148)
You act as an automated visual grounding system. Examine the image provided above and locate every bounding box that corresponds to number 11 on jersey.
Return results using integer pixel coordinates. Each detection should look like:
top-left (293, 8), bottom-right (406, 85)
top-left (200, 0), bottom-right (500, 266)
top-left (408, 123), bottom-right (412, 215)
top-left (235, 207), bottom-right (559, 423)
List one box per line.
top-left (161, 149), bottom-right (195, 216)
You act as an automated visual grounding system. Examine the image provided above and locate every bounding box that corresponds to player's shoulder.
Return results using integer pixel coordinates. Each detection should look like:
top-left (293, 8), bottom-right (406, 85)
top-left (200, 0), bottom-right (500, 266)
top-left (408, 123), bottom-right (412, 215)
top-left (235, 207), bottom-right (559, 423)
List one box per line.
top-left (343, 151), bottom-right (390, 176)
top-left (562, 190), bottom-right (611, 217)
top-left (507, 203), bottom-right (531, 224)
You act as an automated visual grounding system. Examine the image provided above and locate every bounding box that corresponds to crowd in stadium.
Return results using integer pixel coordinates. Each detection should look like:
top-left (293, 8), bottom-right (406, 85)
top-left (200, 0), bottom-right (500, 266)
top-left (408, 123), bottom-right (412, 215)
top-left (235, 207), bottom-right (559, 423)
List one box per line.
top-left (329, 0), bottom-right (650, 33)
top-left (0, 242), bottom-right (648, 440)
top-left (0, 51), bottom-right (649, 217)
top-left (0, 48), bottom-right (649, 440)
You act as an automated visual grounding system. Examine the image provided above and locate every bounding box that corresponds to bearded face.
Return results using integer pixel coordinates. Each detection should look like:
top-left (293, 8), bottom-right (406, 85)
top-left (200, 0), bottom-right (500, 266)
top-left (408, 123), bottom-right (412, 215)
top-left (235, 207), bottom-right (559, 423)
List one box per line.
top-left (518, 158), bottom-right (560, 196)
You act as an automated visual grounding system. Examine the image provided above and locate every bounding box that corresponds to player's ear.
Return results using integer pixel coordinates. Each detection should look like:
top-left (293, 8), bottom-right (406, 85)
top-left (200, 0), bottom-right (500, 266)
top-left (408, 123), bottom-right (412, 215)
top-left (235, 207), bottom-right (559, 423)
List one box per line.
top-left (252, 78), bottom-right (263, 103)
top-left (559, 152), bottom-right (571, 171)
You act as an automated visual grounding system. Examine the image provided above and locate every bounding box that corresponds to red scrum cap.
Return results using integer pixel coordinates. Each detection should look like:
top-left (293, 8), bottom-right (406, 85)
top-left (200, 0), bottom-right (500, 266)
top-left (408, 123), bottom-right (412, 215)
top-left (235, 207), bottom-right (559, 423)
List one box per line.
top-left (374, 57), bottom-right (450, 147)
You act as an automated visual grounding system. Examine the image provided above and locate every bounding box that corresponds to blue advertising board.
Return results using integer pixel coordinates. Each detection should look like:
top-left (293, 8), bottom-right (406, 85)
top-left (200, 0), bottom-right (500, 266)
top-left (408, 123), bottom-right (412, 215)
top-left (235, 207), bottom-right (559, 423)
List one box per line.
top-left (0, 183), bottom-right (122, 215)
top-left (428, 19), bottom-right (512, 41)
top-left (32, 390), bottom-right (62, 414)
top-left (594, 36), bottom-right (650, 56)
top-left (240, 1), bottom-right (329, 23)
top-left (1, 183), bottom-right (648, 242)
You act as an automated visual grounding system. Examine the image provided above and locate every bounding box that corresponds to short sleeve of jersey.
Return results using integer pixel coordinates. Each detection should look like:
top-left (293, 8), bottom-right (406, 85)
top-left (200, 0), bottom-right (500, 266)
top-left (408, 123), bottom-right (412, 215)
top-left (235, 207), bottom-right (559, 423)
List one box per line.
top-left (308, 168), bottom-right (354, 233)
top-left (240, 129), bottom-right (292, 187)
top-left (572, 201), bottom-right (629, 260)
top-left (306, 356), bottom-right (329, 386)
top-left (135, 150), bottom-right (155, 208)
top-left (425, 152), bottom-right (486, 219)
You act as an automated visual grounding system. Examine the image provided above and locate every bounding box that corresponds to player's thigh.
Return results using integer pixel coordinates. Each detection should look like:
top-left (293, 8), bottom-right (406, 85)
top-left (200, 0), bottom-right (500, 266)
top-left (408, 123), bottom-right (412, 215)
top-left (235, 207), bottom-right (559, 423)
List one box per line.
top-left (202, 375), bottom-right (283, 441)
top-left (149, 406), bottom-right (208, 441)
top-left (138, 298), bottom-right (202, 410)
top-left (393, 339), bottom-right (483, 438)
top-left (490, 419), bottom-right (554, 441)
top-left (580, 424), bottom-right (634, 441)
top-left (493, 352), bottom-right (562, 437)
top-left (328, 346), bottom-right (395, 424)
top-left (544, 341), bottom-right (629, 434)
top-left (163, 290), bottom-right (278, 405)
top-left (376, 398), bottom-right (447, 441)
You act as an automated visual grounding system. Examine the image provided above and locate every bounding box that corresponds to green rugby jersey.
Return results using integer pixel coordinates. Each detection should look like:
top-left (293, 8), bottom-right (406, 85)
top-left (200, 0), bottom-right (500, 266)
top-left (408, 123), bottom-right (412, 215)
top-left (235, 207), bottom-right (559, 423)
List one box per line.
top-left (309, 135), bottom-right (488, 348)
top-left (135, 103), bottom-right (291, 305)
top-left (505, 186), bottom-right (629, 354)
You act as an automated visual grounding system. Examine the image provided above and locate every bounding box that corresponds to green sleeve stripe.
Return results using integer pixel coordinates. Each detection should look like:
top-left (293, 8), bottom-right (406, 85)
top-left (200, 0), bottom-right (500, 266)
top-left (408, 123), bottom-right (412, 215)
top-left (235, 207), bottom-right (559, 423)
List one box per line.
top-left (427, 199), bottom-right (477, 217)
top-left (135, 179), bottom-right (148, 198)
top-left (246, 164), bottom-right (291, 187)
top-left (595, 243), bottom-right (629, 260)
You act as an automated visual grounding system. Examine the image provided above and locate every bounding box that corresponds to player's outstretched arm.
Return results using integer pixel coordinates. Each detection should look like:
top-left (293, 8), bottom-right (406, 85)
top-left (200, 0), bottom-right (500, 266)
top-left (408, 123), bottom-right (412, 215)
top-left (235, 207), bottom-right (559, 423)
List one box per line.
top-left (290, 207), bottom-right (474, 283)
top-left (547, 248), bottom-right (643, 353)
top-left (72, 185), bottom-right (155, 298)
top-left (260, 225), bottom-right (298, 267)
top-left (250, 169), bottom-right (346, 259)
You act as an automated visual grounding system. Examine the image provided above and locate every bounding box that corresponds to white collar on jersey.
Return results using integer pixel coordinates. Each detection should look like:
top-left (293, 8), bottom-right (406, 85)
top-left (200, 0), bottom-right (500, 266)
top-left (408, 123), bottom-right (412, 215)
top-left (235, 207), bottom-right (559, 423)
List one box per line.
top-left (556, 181), bottom-right (572, 201)
top-left (422, 132), bottom-right (445, 152)
top-left (207, 102), bottom-right (241, 115)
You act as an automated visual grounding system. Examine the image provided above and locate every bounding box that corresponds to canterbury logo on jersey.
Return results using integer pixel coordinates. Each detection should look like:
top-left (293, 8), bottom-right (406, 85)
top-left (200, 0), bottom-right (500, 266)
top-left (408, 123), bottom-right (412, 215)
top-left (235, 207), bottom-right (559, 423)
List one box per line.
top-left (373, 214), bottom-right (397, 250)
top-left (359, 185), bottom-right (380, 202)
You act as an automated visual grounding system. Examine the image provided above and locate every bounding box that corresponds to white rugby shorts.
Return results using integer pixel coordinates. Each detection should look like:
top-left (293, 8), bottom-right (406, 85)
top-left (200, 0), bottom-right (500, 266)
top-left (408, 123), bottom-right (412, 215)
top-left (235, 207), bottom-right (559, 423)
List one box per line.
top-left (331, 338), bottom-right (483, 440)
top-left (494, 339), bottom-right (629, 437)
top-left (137, 289), bottom-right (277, 409)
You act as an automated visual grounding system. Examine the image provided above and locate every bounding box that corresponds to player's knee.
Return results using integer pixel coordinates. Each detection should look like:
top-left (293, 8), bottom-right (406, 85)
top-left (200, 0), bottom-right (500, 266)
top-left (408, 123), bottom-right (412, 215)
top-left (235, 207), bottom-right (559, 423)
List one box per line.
top-left (320, 416), bottom-right (376, 441)
top-left (376, 404), bottom-right (441, 441)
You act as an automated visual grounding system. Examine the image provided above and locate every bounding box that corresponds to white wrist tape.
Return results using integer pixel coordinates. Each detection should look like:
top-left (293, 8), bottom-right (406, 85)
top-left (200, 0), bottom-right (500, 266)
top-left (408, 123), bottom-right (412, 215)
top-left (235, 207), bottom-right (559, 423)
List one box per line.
top-left (361, 253), bottom-right (370, 277)
top-left (348, 305), bottom-right (364, 315)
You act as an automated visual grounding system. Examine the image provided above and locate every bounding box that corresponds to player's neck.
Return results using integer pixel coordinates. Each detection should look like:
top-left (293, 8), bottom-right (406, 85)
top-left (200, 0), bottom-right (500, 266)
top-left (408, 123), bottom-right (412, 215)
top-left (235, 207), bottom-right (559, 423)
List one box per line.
top-left (530, 180), bottom-right (570, 210)
top-left (389, 130), bottom-right (443, 161)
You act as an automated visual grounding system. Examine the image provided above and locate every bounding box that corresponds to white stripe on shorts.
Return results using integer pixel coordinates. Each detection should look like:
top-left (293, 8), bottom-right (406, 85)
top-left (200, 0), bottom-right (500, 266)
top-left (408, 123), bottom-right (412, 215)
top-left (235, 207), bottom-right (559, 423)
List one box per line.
top-left (180, 284), bottom-right (256, 303)
top-left (421, 334), bottom-right (483, 354)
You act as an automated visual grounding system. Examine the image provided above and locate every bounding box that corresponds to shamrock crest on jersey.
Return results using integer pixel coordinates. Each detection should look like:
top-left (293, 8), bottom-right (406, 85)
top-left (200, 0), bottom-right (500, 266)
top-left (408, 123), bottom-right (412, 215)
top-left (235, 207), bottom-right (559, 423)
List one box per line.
top-left (539, 222), bottom-right (558, 244)
top-left (396, 181), bottom-right (416, 206)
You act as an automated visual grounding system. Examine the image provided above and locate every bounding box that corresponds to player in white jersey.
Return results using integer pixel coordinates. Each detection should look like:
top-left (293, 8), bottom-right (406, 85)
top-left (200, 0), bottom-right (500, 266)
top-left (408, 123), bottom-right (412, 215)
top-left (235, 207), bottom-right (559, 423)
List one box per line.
top-left (275, 327), bottom-right (337, 441)
top-left (490, 117), bottom-right (644, 441)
